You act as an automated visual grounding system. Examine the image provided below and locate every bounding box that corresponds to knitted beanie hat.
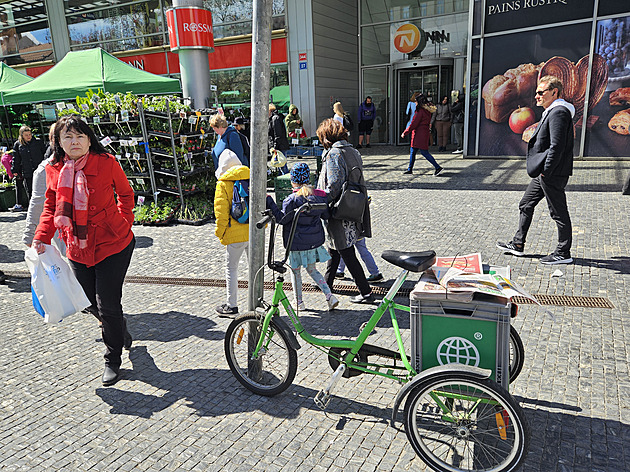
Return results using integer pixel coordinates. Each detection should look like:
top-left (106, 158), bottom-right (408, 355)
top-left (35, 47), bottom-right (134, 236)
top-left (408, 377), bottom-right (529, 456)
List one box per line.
top-left (290, 162), bottom-right (310, 185)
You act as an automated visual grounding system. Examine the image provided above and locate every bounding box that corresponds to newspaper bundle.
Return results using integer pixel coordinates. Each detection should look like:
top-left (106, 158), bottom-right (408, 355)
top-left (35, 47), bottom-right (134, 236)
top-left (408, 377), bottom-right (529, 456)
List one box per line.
top-left (411, 253), bottom-right (539, 306)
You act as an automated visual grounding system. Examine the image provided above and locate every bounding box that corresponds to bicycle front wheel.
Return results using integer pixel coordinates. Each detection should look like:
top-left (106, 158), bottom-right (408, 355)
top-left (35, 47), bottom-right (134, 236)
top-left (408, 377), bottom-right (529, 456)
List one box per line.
top-left (404, 372), bottom-right (530, 472)
top-left (224, 313), bottom-right (298, 396)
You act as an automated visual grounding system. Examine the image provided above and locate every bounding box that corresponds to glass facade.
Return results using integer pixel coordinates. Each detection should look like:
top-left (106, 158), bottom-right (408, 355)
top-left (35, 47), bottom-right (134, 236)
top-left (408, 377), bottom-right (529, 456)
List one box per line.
top-left (469, 0), bottom-right (630, 158)
top-left (0, 1), bottom-right (52, 65)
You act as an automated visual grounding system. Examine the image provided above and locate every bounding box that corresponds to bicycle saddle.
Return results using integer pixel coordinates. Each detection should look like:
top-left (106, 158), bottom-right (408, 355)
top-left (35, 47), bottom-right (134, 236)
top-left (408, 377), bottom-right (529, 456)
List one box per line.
top-left (381, 250), bottom-right (436, 273)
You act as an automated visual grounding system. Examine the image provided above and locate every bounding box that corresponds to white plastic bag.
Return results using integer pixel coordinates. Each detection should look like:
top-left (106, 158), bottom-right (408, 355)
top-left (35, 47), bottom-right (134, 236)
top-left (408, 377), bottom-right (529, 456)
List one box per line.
top-left (24, 244), bottom-right (91, 323)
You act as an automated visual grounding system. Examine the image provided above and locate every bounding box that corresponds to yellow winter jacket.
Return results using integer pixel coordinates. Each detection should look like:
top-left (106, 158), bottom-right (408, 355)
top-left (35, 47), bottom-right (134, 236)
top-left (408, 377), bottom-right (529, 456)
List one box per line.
top-left (214, 165), bottom-right (250, 245)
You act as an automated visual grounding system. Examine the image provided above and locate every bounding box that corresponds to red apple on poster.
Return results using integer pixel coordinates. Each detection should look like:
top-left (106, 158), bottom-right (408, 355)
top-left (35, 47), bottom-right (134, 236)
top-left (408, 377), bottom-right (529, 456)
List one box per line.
top-left (509, 107), bottom-right (536, 134)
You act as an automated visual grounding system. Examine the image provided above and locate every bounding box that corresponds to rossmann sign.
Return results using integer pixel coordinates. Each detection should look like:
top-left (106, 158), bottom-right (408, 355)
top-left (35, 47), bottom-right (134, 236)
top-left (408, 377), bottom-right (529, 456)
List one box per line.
top-left (166, 7), bottom-right (214, 52)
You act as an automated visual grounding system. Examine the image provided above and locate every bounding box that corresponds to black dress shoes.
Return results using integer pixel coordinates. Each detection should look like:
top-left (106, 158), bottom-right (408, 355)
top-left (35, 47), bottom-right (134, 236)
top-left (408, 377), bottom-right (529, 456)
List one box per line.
top-left (102, 365), bottom-right (120, 386)
top-left (123, 328), bottom-right (132, 350)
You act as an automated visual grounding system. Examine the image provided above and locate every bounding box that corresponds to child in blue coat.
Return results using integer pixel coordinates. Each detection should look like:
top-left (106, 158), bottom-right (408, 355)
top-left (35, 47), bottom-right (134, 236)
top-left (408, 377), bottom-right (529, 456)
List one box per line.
top-left (267, 163), bottom-right (339, 311)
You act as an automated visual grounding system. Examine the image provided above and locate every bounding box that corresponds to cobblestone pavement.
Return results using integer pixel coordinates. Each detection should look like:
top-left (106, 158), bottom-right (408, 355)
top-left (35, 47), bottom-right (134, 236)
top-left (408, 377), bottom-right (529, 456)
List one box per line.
top-left (1, 147), bottom-right (629, 471)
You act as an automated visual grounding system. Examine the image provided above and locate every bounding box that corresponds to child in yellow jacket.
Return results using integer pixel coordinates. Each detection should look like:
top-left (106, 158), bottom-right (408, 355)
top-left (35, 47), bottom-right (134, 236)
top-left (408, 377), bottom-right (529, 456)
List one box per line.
top-left (214, 150), bottom-right (249, 317)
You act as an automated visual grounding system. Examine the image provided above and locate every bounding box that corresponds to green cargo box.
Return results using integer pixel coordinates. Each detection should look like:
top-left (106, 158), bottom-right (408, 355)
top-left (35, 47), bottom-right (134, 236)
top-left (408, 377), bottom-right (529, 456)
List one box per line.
top-left (274, 171), bottom-right (318, 204)
top-left (410, 298), bottom-right (511, 390)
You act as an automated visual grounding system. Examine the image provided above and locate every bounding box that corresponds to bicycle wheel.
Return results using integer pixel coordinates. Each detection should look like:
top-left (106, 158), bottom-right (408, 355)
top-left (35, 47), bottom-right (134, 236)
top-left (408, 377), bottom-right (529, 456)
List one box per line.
top-left (224, 313), bottom-right (298, 396)
top-left (509, 325), bottom-right (525, 383)
top-left (404, 372), bottom-right (530, 472)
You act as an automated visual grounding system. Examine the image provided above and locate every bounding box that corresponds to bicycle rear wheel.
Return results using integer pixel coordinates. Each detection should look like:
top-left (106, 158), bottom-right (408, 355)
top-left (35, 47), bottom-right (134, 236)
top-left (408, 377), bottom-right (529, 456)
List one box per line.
top-left (224, 313), bottom-right (298, 396)
top-left (404, 372), bottom-right (530, 472)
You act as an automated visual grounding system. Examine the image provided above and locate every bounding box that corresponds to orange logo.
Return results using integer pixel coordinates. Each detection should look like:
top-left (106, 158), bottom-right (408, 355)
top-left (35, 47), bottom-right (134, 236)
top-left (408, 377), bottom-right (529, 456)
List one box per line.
top-left (394, 24), bottom-right (421, 54)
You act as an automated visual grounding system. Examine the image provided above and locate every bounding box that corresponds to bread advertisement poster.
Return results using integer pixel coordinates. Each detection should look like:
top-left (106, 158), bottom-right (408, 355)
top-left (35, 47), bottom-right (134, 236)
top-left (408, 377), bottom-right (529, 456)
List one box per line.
top-left (479, 23), bottom-right (592, 156)
top-left (583, 15), bottom-right (630, 157)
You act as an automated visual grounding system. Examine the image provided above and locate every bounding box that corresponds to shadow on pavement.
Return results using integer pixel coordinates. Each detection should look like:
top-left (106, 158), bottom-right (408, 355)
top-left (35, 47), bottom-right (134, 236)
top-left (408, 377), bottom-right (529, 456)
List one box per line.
top-left (0, 213), bottom-right (26, 223)
top-left (573, 256), bottom-right (630, 275)
top-left (0, 244), bottom-right (25, 263)
top-left (96, 345), bottom-right (393, 424)
top-left (1, 273), bottom-right (30, 293)
top-left (126, 310), bottom-right (223, 343)
top-left (134, 236), bottom-right (153, 249)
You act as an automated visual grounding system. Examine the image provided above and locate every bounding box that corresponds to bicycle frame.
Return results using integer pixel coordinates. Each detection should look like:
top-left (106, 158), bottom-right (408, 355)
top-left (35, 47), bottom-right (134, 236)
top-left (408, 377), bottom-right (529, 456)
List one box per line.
top-left (251, 266), bottom-right (418, 383)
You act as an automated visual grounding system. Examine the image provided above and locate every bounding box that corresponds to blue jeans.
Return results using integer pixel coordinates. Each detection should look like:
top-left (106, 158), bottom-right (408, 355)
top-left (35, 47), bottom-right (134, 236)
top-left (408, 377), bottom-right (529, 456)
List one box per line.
top-left (337, 238), bottom-right (380, 275)
top-left (408, 147), bottom-right (439, 171)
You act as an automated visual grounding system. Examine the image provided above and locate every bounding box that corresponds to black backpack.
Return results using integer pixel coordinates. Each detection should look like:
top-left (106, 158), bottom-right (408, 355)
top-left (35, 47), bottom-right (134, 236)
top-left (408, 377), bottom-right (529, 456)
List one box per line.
top-left (342, 113), bottom-right (354, 131)
top-left (230, 179), bottom-right (250, 223)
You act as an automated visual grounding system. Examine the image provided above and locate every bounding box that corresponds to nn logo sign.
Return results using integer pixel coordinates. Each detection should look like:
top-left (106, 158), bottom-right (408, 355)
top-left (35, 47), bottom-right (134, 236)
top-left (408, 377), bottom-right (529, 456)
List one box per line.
top-left (394, 24), bottom-right (421, 54)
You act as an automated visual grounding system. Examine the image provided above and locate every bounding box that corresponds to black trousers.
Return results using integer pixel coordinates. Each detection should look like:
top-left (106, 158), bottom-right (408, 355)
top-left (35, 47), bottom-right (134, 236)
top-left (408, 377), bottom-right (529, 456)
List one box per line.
top-left (15, 175), bottom-right (32, 206)
top-left (70, 238), bottom-right (135, 367)
top-left (325, 246), bottom-right (371, 296)
top-left (514, 175), bottom-right (572, 257)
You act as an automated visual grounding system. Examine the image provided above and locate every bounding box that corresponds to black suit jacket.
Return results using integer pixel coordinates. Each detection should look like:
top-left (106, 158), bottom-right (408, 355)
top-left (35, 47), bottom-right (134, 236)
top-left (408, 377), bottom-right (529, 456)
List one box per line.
top-left (526, 105), bottom-right (573, 178)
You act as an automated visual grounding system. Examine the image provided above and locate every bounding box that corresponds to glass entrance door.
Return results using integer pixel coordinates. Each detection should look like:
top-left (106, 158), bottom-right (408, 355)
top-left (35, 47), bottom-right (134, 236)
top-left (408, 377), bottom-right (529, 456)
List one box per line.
top-left (362, 67), bottom-right (389, 144)
top-left (397, 66), bottom-right (453, 145)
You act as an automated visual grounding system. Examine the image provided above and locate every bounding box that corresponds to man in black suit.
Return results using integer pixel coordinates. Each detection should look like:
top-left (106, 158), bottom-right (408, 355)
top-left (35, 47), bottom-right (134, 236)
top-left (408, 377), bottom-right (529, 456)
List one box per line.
top-left (497, 75), bottom-right (575, 265)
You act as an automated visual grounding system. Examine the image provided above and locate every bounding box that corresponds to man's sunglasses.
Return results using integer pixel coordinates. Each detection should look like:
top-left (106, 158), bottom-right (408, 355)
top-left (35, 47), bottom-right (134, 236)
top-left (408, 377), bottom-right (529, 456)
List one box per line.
top-left (535, 88), bottom-right (554, 96)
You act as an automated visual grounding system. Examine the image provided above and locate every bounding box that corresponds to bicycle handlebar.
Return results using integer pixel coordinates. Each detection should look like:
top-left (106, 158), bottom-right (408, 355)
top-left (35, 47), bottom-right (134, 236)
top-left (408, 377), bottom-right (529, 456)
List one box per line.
top-left (256, 211), bottom-right (273, 229)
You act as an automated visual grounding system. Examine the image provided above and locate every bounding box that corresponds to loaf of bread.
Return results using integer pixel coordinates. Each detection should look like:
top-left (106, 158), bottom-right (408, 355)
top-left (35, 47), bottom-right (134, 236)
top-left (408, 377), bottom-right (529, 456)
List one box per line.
top-left (608, 109), bottom-right (630, 135)
top-left (610, 88), bottom-right (630, 106)
top-left (482, 63), bottom-right (541, 123)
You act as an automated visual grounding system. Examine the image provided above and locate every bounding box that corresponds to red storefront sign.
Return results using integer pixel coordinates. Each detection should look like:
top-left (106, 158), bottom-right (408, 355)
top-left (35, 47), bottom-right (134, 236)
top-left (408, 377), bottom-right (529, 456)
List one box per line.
top-left (24, 38), bottom-right (287, 78)
top-left (166, 7), bottom-right (214, 51)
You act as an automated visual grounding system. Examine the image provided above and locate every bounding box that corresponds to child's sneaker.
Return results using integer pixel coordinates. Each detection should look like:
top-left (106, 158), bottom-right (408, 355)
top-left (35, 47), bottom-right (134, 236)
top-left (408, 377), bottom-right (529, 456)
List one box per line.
top-left (335, 272), bottom-right (345, 279)
top-left (366, 273), bottom-right (384, 283)
top-left (327, 295), bottom-right (339, 311)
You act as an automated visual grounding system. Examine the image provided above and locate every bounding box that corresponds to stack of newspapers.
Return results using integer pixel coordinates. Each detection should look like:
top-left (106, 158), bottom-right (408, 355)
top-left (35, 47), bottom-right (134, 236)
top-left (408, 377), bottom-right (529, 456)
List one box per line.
top-left (410, 253), bottom-right (537, 305)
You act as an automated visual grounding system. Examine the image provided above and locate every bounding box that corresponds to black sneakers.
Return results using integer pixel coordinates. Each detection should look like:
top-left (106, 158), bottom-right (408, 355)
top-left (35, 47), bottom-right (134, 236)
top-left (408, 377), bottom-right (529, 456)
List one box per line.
top-left (540, 254), bottom-right (573, 265)
top-left (496, 240), bottom-right (525, 256)
top-left (350, 293), bottom-right (375, 304)
top-left (403, 170), bottom-right (413, 175)
top-left (434, 167), bottom-right (444, 176)
top-left (366, 273), bottom-right (384, 283)
top-left (216, 304), bottom-right (239, 318)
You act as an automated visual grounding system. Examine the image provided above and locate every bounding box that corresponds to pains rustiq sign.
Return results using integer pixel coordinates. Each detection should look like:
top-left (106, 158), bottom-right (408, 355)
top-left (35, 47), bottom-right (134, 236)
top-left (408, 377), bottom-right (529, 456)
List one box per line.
top-left (166, 7), bottom-right (214, 52)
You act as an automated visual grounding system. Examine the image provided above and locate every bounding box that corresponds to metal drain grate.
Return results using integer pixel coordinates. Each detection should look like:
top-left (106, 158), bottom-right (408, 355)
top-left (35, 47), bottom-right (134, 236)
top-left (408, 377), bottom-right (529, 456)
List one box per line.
top-left (3, 271), bottom-right (614, 308)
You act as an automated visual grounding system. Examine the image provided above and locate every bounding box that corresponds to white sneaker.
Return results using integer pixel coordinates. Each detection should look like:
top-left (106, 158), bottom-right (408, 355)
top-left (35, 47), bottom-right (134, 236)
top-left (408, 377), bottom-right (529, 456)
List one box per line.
top-left (296, 301), bottom-right (306, 311)
top-left (327, 295), bottom-right (339, 311)
top-left (452, 149), bottom-right (463, 154)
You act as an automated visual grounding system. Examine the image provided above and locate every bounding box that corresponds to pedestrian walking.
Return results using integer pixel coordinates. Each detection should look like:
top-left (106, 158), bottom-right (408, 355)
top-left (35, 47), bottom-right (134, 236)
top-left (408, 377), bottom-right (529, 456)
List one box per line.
top-left (210, 114), bottom-right (247, 168)
top-left (336, 236), bottom-right (383, 282)
top-left (214, 150), bottom-right (250, 317)
top-left (233, 117), bottom-right (250, 163)
top-left (401, 94), bottom-right (443, 176)
top-left (432, 95), bottom-right (452, 152)
top-left (268, 103), bottom-right (290, 174)
top-left (451, 92), bottom-right (465, 154)
top-left (266, 162), bottom-right (339, 311)
top-left (497, 75), bottom-right (575, 265)
top-left (32, 115), bottom-right (135, 387)
top-left (10, 125), bottom-right (45, 211)
top-left (317, 118), bottom-right (374, 304)
top-left (405, 92), bottom-right (420, 129)
top-left (357, 96), bottom-right (376, 148)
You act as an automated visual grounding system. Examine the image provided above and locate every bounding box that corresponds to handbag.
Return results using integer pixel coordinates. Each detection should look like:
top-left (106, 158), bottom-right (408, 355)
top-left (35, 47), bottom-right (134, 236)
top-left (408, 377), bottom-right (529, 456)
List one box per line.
top-left (331, 166), bottom-right (367, 223)
top-left (25, 244), bottom-right (91, 323)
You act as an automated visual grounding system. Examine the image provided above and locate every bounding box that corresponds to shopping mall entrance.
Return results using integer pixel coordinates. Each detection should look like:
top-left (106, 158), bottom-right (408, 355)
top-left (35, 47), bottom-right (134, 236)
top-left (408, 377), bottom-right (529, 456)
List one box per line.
top-left (396, 61), bottom-right (453, 145)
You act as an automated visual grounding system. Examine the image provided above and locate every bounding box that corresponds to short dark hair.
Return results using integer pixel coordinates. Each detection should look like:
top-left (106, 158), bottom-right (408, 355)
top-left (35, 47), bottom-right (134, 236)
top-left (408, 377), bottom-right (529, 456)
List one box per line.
top-left (53, 115), bottom-right (109, 164)
top-left (316, 118), bottom-right (348, 149)
top-left (539, 75), bottom-right (563, 98)
top-left (416, 93), bottom-right (429, 106)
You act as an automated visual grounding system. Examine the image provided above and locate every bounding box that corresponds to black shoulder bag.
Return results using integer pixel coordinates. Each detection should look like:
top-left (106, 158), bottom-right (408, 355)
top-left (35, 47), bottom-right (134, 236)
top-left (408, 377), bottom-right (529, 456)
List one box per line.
top-left (331, 161), bottom-right (367, 223)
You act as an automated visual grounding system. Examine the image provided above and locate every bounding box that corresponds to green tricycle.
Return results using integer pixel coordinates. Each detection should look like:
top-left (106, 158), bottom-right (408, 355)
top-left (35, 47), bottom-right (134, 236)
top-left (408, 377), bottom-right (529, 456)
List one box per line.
top-left (224, 202), bottom-right (530, 472)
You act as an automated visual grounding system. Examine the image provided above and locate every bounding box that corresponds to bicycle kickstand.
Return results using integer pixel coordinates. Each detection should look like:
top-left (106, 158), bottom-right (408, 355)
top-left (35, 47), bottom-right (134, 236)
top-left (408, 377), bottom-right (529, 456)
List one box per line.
top-left (314, 364), bottom-right (346, 410)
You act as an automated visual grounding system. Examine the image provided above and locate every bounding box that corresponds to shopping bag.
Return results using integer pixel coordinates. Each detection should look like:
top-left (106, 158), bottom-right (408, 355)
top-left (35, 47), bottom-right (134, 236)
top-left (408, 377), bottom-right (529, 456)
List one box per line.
top-left (24, 245), bottom-right (91, 323)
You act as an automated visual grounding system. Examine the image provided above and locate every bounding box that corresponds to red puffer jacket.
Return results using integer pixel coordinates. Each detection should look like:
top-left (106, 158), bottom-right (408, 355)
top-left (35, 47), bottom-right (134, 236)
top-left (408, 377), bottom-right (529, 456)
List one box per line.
top-left (34, 152), bottom-right (134, 267)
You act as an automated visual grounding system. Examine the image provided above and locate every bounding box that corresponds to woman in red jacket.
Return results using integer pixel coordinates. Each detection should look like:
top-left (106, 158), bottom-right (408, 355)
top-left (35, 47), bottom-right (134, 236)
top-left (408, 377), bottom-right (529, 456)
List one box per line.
top-left (401, 94), bottom-right (443, 176)
top-left (32, 115), bottom-right (135, 387)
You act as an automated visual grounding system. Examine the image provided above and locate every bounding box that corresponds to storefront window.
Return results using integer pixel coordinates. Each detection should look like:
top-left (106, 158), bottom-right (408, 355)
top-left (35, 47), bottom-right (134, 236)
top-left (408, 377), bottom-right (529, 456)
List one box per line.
top-left (361, 24), bottom-right (390, 66)
top-left (361, 0), bottom-right (468, 25)
top-left (210, 64), bottom-right (288, 110)
top-left (0, 1), bottom-right (52, 65)
top-left (362, 67), bottom-right (389, 144)
top-left (67, 0), bottom-right (165, 52)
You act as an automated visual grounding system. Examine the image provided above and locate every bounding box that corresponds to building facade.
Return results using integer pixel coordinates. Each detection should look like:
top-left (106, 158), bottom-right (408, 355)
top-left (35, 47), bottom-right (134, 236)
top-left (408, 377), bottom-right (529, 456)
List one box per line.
top-left (1, 0), bottom-right (629, 157)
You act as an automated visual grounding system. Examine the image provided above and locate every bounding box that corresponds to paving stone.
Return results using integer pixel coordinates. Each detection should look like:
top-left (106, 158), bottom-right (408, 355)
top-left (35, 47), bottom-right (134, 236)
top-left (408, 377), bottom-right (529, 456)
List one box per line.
top-left (1, 151), bottom-right (628, 471)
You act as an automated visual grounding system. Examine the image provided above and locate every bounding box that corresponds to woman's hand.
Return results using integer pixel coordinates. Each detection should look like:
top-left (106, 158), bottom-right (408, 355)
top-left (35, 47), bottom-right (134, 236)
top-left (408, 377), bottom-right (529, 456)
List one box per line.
top-left (32, 239), bottom-right (46, 254)
top-left (400, 133), bottom-right (405, 138)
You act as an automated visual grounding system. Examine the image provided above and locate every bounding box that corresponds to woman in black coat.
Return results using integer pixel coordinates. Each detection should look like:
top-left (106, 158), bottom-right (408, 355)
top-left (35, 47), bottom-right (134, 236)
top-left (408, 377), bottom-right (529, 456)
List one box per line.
top-left (10, 125), bottom-right (45, 211)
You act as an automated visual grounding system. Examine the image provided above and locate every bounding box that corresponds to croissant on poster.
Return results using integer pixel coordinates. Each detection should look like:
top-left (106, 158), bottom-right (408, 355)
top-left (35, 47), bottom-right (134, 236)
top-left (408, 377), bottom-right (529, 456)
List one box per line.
top-left (482, 54), bottom-right (608, 124)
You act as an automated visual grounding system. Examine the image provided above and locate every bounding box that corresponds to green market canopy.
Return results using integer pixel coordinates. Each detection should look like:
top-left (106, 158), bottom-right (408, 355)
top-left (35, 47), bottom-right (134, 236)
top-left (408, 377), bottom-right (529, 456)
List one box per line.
top-left (1, 48), bottom-right (181, 106)
top-left (0, 62), bottom-right (33, 91)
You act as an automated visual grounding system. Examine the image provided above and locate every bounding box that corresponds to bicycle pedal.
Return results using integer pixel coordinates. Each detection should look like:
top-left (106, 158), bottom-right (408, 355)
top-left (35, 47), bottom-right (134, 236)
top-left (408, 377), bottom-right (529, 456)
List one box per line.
top-left (314, 390), bottom-right (332, 410)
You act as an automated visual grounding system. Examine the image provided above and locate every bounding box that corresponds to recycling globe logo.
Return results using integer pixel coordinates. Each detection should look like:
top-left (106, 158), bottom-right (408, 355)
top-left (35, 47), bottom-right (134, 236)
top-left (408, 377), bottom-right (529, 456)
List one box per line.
top-left (436, 337), bottom-right (480, 367)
